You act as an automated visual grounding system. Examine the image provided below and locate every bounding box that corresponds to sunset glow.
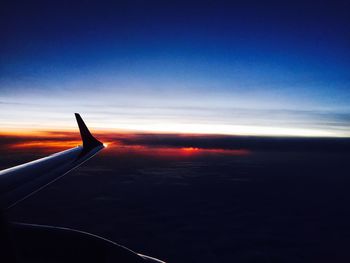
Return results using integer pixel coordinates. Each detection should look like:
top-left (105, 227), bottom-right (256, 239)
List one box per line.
top-left (1, 2), bottom-right (349, 262)
top-left (0, 131), bottom-right (251, 158)
top-left (8, 141), bottom-right (82, 152)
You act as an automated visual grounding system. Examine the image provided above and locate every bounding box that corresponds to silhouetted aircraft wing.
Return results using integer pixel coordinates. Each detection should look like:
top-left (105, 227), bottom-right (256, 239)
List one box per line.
top-left (0, 113), bottom-right (104, 210)
top-left (0, 114), bottom-right (165, 263)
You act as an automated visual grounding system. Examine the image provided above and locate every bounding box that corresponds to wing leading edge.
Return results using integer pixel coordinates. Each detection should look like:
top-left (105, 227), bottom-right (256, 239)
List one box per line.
top-left (0, 113), bottom-right (105, 210)
top-left (0, 114), bottom-right (166, 263)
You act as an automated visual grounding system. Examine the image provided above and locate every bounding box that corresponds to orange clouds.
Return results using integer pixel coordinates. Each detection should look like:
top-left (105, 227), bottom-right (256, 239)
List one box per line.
top-left (0, 130), bottom-right (251, 158)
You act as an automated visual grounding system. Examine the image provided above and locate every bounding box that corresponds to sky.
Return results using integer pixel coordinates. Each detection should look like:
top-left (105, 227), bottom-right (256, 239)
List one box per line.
top-left (1, 0), bottom-right (350, 137)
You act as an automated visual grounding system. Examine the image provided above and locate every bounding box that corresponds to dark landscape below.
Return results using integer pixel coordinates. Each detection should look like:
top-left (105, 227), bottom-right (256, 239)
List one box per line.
top-left (1, 134), bottom-right (350, 263)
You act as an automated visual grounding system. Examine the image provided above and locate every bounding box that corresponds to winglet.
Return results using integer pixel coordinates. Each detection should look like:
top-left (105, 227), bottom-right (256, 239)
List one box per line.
top-left (75, 113), bottom-right (103, 150)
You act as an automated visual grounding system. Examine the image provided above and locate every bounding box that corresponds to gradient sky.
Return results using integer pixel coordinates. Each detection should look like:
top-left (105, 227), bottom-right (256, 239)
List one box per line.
top-left (1, 0), bottom-right (350, 136)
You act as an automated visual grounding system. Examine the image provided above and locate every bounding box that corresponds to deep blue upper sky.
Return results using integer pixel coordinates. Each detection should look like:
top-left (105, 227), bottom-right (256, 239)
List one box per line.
top-left (1, 1), bottom-right (349, 136)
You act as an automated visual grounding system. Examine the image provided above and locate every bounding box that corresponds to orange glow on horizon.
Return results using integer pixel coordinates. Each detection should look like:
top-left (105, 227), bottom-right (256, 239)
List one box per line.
top-left (9, 140), bottom-right (82, 150)
top-left (105, 144), bottom-right (250, 157)
top-left (180, 147), bottom-right (249, 156)
top-left (0, 130), bottom-right (250, 157)
top-left (181, 147), bottom-right (200, 152)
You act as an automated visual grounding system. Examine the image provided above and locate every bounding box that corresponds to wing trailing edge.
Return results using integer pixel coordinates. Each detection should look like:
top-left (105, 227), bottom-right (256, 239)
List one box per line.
top-left (0, 115), bottom-right (167, 263)
top-left (0, 114), bottom-right (105, 210)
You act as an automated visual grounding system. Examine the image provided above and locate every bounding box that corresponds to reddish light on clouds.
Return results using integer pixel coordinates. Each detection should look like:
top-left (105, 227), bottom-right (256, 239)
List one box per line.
top-left (9, 140), bottom-right (82, 152)
top-left (108, 144), bottom-right (250, 158)
top-left (181, 147), bottom-right (200, 152)
top-left (180, 147), bottom-right (250, 156)
top-left (0, 131), bottom-right (250, 158)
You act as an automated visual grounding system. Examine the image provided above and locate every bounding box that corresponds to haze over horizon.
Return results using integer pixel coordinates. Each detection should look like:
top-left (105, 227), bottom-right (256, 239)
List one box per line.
top-left (1, 1), bottom-right (350, 137)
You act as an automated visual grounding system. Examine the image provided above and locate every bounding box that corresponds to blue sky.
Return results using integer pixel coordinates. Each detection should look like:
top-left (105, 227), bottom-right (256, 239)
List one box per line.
top-left (1, 1), bottom-right (350, 136)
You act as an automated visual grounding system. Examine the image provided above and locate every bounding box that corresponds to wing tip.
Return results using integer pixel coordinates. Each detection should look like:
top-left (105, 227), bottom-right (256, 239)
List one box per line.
top-left (74, 113), bottom-right (103, 150)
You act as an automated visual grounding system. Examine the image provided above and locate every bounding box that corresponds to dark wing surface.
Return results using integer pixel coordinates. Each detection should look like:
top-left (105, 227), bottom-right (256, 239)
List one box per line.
top-left (0, 114), bottom-right (166, 263)
top-left (0, 113), bottom-right (104, 210)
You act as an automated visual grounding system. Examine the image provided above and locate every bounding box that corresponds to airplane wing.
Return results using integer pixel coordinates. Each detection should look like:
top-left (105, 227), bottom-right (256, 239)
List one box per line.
top-left (0, 114), bottom-right (166, 263)
top-left (0, 113), bottom-right (104, 210)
